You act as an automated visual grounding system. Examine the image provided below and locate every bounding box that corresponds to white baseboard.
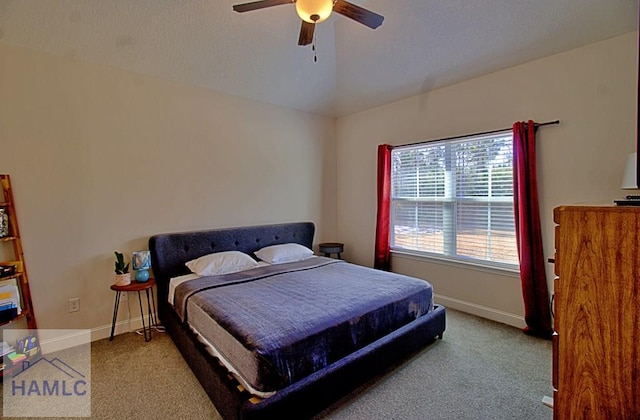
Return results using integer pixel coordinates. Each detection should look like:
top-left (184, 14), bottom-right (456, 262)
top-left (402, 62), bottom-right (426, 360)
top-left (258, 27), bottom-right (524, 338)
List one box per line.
top-left (35, 314), bottom-right (158, 353)
top-left (37, 330), bottom-right (91, 354)
top-left (91, 313), bottom-right (158, 342)
top-left (434, 294), bottom-right (526, 329)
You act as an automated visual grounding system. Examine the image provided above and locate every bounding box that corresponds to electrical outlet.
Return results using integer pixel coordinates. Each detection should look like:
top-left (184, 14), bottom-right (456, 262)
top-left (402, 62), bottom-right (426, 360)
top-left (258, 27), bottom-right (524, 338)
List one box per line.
top-left (68, 297), bottom-right (80, 313)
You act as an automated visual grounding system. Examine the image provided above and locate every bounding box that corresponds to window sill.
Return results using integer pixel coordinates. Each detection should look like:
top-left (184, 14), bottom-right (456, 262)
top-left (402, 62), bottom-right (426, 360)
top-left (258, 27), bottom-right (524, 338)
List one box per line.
top-left (390, 249), bottom-right (520, 278)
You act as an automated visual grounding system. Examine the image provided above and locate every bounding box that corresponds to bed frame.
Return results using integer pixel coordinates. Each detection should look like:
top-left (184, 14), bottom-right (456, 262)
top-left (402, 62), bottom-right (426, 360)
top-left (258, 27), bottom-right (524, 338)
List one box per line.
top-left (149, 222), bottom-right (446, 419)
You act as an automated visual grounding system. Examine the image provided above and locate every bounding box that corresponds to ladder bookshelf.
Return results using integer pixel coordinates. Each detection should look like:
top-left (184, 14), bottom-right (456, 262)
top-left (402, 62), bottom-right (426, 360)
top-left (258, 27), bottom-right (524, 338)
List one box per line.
top-left (0, 174), bottom-right (37, 329)
top-left (1, 174), bottom-right (38, 378)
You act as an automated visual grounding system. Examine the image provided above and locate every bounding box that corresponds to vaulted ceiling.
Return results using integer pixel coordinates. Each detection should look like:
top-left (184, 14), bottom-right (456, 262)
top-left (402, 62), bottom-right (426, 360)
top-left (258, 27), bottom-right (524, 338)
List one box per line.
top-left (0, 0), bottom-right (637, 117)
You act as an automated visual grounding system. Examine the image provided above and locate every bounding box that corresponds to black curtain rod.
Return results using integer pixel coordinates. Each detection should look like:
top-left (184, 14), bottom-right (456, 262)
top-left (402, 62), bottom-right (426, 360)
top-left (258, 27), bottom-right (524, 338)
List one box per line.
top-left (397, 119), bottom-right (560, 148)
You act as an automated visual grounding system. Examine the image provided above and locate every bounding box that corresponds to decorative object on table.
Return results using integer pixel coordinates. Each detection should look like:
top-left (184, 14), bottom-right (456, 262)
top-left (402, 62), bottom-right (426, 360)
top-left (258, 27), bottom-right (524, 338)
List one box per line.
top-left (615, 152), bottom-right (640, 206)
top-left (0, 208), bottom-right (9, 238)
top-left (114, 251), bottom-right (131, 286)
top-left (132, 250), bottom-right (151, 283)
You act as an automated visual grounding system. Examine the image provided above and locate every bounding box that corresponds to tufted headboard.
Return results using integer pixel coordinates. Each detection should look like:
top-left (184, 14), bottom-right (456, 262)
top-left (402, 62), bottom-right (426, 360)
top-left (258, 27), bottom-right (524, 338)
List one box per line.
top-left (149, 222), bottom-right (315, 310)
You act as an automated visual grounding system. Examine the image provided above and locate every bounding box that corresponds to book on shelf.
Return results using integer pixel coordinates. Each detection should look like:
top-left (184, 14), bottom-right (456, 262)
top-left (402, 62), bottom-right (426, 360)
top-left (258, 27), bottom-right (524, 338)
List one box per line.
top-left (1, 340), bottom-right (15, 357)
top-left (0, 284), bottom-right (21, 313)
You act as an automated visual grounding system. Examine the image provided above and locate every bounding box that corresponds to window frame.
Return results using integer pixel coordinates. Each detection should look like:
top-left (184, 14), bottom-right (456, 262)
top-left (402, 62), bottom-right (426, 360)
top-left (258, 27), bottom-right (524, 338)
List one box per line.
top-left (389, 130), bottom-right (520, 272)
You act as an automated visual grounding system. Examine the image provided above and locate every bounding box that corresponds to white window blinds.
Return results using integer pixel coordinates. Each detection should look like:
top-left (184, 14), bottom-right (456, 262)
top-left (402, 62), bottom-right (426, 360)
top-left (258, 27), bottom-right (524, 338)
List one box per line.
top-left (390, 131), bottom-right (519, 269)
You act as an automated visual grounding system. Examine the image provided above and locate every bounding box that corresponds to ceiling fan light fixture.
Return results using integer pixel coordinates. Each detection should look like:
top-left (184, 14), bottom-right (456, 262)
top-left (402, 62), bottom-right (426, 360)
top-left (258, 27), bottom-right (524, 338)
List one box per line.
top-left (296, 0), bottom-right (333, 24)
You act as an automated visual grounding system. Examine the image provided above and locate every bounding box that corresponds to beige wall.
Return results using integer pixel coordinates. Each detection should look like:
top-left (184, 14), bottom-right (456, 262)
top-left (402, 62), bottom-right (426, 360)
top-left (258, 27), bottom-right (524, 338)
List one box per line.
top-left (336, 32), bottom-right (638, 326)
top-left (0, 43), bottom-right (337, 337)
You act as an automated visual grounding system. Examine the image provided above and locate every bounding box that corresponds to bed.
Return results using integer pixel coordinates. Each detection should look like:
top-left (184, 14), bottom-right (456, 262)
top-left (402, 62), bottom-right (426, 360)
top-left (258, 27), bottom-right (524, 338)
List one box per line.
top-left (149, 222), bottom-right (446, 419)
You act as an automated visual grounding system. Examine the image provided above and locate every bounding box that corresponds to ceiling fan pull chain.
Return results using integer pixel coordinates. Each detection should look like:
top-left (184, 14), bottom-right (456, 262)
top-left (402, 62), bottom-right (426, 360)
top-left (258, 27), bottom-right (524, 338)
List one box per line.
top-left (313, 33), bottom-right (317, 62)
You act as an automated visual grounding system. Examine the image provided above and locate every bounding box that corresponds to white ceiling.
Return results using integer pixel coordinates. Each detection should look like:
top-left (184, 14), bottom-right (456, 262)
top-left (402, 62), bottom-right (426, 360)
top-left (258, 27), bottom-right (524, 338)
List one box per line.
top-left (0, 0), bottom-right (637, 117)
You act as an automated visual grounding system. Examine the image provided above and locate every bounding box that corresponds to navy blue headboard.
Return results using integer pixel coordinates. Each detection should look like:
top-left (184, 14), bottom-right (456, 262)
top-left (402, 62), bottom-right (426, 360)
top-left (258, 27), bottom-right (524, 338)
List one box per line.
top-left (149, 222), bottom-right (315, 307)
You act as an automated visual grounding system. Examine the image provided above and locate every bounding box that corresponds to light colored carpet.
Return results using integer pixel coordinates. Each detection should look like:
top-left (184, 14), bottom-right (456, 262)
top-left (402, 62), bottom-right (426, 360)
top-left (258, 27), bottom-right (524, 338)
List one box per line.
top-left (1, 309), bottom-right (552, 419)
top-left (316, 309), bottom-right (553, 419)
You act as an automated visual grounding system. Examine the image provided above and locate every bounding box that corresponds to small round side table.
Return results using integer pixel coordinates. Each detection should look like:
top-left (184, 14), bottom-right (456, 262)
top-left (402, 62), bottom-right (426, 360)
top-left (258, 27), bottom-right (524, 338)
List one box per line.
top-left (319, 242), bottom-right (344, 259)
top-left (109, 278), bottom-right (157, 342)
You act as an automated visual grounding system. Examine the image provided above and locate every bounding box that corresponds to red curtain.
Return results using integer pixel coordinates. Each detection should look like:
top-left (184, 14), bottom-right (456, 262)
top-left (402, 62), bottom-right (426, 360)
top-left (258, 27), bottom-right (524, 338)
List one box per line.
top-left (374, 144), bottom-right (393, 270)
top-left (513, 121), bottom-right (552, 339)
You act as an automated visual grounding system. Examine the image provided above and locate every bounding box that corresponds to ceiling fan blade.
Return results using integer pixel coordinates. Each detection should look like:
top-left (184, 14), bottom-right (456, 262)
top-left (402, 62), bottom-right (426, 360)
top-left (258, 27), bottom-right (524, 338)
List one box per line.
top-left (333, 0), bottom-right (384, 29)
top-left (298, 21), bottom-right (315, 46)
top-left (233, 0), bottom-right (294, 13)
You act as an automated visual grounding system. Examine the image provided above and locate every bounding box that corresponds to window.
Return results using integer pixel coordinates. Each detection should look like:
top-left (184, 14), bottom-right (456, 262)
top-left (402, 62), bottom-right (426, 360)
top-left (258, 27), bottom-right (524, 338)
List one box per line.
top-left (390, 131), bottom-right (519, 270)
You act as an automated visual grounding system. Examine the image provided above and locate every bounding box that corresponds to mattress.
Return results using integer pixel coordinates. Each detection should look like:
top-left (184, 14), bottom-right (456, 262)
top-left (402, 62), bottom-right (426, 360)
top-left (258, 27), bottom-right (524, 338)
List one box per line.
top-left (172, 257), bottom-right (434, 395)
top-left (169, 271), bottom-right (277, 397)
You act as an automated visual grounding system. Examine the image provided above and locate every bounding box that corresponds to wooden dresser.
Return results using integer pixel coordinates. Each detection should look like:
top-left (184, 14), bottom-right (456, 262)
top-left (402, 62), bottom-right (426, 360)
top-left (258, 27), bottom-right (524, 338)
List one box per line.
top-left (553, 205), bottom-right (640, 419)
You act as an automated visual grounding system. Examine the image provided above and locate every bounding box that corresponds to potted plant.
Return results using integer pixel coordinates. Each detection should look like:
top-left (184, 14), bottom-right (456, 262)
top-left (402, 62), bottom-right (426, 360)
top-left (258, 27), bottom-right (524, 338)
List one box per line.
top-left (114, 251), bottom-right (131, 286)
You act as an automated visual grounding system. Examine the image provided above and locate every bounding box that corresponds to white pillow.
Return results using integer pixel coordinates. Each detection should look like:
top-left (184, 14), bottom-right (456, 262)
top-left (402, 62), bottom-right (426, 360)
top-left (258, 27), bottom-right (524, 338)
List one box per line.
top-left (185, 251), bottom-right (258, 276)
top-left (254, 243), bottom-right (314, 264)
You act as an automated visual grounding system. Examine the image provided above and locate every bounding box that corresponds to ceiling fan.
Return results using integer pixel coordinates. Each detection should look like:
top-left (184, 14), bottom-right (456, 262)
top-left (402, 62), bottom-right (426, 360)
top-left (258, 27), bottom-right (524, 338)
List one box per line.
top-left (232, 0), bottom-right (384, 46)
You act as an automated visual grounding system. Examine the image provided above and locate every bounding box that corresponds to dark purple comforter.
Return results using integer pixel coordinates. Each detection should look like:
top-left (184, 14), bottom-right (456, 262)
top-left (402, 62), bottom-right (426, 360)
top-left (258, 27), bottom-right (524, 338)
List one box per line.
top-left (174, 257), bottom-right (434, 392)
